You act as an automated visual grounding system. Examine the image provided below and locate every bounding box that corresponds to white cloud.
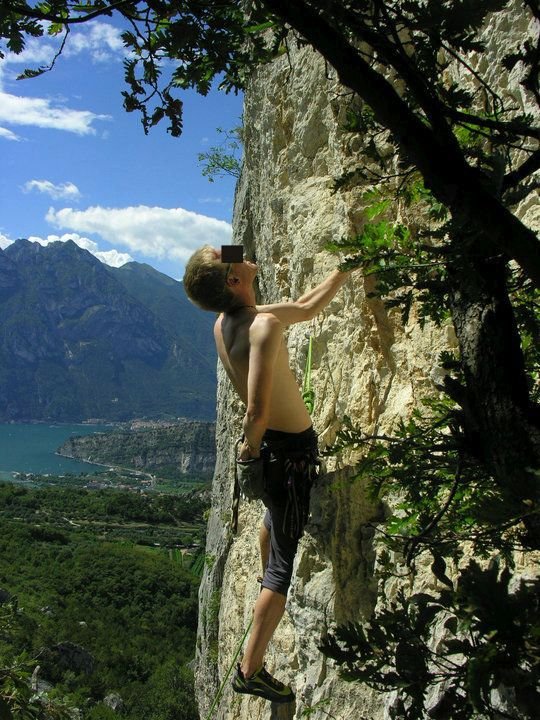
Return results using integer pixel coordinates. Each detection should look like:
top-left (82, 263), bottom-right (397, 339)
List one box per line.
top-left (1, 23), bottom-right (123, 69)
top-left (1, 37), bottom-right (57, 69)
top-left (46, 205), bottom-right (233, 262)
top-left (0, 233), bottom-right (13, 250)
top-left (66, 22), bottom-right (124, 63)
top-left (26, 233), bottom-right (132, 267)
top-left (0, 24), bottom-right (119, 136)
top-left (199, 196), bottom-right (224, 205)
top-left (0, 126), bottom-right (21, 141)
top-left (93, 248), bottom-right (133, 268)
top-left (23, 179), bottom-right (81, 200)
top-left (1, 228), bottom-right (132, 268)
top-left (0, 91), bottom-right (110, 135)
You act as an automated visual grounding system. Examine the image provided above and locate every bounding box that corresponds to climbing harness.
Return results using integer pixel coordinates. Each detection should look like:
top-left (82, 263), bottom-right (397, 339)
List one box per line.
top-left (281, 442), bottom-right (319, 538)
top-left (232, 333), bottom-right (317, 535)
top-left (204, 616), bottom-right (253, 720)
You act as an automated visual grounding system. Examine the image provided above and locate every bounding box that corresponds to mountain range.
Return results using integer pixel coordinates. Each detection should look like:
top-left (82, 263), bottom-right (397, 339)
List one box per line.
top-left (0, 239), bottom-right (216, 422)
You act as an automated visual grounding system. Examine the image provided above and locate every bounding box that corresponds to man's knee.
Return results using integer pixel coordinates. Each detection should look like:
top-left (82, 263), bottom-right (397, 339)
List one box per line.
top-left (260, 575), bottom-right (291, 597)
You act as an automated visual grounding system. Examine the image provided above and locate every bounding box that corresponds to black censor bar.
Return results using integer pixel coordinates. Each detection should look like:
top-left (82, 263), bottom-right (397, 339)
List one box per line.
top-left (221, 245), bottom-right (244, 263)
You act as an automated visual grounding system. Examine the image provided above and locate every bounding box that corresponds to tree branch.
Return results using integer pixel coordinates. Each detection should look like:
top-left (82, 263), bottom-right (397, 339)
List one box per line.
top-left (440, 40), bottom-right (506, 115)
top-left (447, 109), bottom-right (540, 141)
top-left (503, 148), bottom-right (540, 190)
top-left (333, 0), bottom-right (462, 150)
top-left (10, 0), bottom-right (131, 26)
top-left (404, 458), bottom-right (462, 566)
top-left (261, 0), bottom-right (540, 288)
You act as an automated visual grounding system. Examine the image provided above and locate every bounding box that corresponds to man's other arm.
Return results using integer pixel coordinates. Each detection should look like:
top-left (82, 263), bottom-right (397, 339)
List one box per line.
top-left (256, 268), bottom-right (352, 326)
top-left (240, 314), bottom-right (282, 458)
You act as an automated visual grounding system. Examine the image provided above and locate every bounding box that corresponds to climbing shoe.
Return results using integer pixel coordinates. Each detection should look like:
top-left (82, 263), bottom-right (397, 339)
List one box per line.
top-left (232, 664), bottom-right (295, 703)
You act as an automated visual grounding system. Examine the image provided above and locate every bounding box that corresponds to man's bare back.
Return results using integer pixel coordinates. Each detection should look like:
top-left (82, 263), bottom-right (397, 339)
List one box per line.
top-left (214, 310), bottom-right (312, 434)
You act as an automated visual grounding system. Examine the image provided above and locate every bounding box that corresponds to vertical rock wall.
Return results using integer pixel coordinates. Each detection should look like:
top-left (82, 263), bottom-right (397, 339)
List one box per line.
top-left (196, 45), bottom-right (453, 720)
top-left (196, 6), bottom-right (538, 719)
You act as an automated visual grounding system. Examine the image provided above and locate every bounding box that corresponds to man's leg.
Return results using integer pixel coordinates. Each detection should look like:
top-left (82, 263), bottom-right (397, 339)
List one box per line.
top-left (259, 515), bottom-right (271, 576)
top-left (242, 508), bottom-right (294, 678)
top-left (233, 586), bottom-right (294, 703)
top-left (240, 587), bottom-right (286, 678)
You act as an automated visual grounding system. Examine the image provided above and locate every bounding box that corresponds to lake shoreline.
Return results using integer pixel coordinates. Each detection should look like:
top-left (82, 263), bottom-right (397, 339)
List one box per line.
top-left (0, 422), bottom-right (116, 477)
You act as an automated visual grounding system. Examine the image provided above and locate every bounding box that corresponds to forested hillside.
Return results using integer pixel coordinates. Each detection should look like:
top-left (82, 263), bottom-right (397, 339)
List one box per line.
top-left (0, 481), bottom-right (207, 720)
top-left (58, 420), bottom-right (216, 483)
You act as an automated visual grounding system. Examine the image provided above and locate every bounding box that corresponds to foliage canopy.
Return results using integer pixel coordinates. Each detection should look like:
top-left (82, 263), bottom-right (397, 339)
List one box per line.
top-left (0, 483), bottom-right (204, 720)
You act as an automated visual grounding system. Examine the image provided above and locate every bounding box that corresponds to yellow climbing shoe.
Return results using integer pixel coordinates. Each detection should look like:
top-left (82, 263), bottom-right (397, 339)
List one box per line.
top-left (232, 664), bottom-right (295, 703)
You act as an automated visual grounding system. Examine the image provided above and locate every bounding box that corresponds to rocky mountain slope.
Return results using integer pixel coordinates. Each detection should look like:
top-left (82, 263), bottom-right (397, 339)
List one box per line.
top-left (58, 420), bottom-right (216, 481)
top-left (0, 239), bottom-right (216, 422)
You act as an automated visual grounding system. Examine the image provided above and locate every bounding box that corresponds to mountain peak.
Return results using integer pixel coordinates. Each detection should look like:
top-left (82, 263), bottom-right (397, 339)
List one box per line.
top-left (117, 260), bottom-right (179, 286)
top-left (5, 237), bottom-right (88, 261)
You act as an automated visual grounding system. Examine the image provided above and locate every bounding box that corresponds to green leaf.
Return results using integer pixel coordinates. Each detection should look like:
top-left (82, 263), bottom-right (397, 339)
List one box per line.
top-left (17, 67), bottom-right (46, 80)
top-left (410, 592), bottom-right (440, 605)
top-left (443, 638), bottom-right (471, 655)
top-left (365, 198), bottom-right (391, 220)
top-left (245, 20), bottom-right (275, 33)
top-left (150, 107), bottom-right (165, 127)
top-left (414, 603), bottom-right (443, 636)
top-left (395, 640), bottom-right (427, 680)
top-left (47, 22), bottom-right (65, 36)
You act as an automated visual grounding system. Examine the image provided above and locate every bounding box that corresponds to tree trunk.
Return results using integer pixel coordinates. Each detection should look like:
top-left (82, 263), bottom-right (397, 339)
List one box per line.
top-left (445, 242), bottom-right (540, 539)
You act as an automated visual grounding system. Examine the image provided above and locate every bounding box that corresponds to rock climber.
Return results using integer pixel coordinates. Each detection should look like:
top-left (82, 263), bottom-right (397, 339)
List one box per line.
top-left (183, 245), bottom-right (352, 703)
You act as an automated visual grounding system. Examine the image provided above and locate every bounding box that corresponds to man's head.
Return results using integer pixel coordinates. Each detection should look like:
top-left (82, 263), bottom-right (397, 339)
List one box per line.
top-left (182, 245), bottom-right (234, 312)
top-left (183, 245), bottom-right (257, 312)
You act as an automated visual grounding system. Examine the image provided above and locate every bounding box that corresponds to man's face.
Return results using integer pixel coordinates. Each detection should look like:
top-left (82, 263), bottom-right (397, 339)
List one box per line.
top-left (213, 247), bottom-right (258, 284)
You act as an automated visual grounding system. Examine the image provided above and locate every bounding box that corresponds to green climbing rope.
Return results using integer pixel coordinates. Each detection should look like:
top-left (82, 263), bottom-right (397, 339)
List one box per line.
top-left (302, 335), bottom-right (315, 414)
top-left (204, 616), bottom-right (254, 720)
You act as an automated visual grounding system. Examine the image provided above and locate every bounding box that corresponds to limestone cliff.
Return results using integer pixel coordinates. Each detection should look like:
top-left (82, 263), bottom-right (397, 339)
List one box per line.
top-left (196, 7), bottom-right (538, 720)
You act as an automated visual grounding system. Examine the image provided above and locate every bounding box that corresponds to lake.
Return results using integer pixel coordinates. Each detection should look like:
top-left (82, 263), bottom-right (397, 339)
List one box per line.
top-left (0, 423), bottom-right (114, 481)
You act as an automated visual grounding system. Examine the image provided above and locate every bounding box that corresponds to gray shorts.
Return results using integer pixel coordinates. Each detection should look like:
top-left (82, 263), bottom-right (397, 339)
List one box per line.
top-left (259, 426), bottom-right (319, 596)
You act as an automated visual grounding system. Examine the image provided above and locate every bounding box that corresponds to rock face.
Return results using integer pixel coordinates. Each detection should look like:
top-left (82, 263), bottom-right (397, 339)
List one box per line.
top-left (40, 641), bottom-right (95, 681)
top-left (196, 9), bottom-right (538, 720)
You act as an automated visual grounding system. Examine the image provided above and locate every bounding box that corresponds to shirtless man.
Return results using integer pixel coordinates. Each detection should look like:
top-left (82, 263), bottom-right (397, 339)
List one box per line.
top-left (183, 245), bottom-right (351, 703)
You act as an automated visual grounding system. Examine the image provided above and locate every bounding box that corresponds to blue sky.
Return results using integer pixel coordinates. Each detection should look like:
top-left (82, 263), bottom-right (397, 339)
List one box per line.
top-left (0, 19), bottom-right (242, 279)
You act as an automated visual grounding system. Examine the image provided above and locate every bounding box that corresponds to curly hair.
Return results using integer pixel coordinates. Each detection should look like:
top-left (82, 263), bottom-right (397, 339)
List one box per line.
top-left (182, 245), bottom-right (236, 312)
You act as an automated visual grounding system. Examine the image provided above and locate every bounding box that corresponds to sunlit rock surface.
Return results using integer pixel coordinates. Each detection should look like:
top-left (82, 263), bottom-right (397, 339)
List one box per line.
top-left (196, 6), bottom-right (538, 718)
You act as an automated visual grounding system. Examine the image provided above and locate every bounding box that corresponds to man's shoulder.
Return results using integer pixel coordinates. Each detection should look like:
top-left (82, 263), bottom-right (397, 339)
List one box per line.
top-left (249, 312), bottom-right (283, 341)
top-left (253, 311), bottom-right (283, 328)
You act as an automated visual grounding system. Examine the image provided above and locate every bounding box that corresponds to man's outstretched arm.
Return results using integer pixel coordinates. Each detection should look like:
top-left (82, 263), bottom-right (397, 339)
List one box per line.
top-left (256, 268), bottom-right (352, 325)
